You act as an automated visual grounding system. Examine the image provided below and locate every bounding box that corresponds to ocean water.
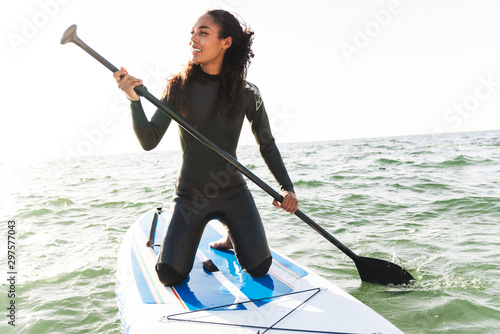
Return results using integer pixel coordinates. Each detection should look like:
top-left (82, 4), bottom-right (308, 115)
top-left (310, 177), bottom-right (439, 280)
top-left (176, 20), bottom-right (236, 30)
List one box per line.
top-left (1, 130), bottom-right (500, 334)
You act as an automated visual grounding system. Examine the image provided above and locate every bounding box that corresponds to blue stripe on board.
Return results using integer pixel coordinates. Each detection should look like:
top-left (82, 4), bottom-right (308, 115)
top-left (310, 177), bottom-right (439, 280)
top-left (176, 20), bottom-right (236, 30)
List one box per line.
top-left (200, 224), bottom-right (294, 307)
top-left (271, 252), bottom-right (308, 278)
top-left (130, 249), bottom-right (156, 304)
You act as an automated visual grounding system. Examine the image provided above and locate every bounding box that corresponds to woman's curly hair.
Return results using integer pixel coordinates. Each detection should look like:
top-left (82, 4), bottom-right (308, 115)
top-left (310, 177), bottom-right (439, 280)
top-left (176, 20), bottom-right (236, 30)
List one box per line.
top-left (162, 10), bottom-right (255, 121)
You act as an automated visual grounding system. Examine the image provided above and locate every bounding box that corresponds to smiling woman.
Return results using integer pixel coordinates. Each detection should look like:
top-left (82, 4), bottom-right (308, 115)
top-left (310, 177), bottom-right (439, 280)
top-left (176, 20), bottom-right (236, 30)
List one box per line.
top-left (112, 9), bottom-right (298, 287)
top-left (166, 10), bottom-right (256, 121)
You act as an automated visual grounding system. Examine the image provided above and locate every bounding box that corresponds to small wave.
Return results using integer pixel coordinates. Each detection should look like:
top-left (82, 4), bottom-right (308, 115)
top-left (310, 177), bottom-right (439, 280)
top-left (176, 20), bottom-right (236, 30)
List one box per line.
top-left (374, 145), bottom-right (392, 149)
top-left (142, 186), bottom-right (155, 193)
top-left (439, 154), bottom-right (485, 167)
top-left (90, 201), bottom-right (129, 208)
top-left (406, 211), bottom-right (440, 220)
top-left (329, 174), bottom-right (358, 181)
top-left (341, 193), bottom-right (372, 202)
top-left (378, 157), bottom-right (416, 166)
top-left (53, 220), bottom-right (77, 227)
top-left (392, 183), bottom-right (425, 193)
top-left (377, 158), bottom-right (401, 165)
top-left (374, 202), bottom-right (409, 212)
top-left (414, 183), bottom-right (451, 190)
top-left (294, 180), bottom-right (326, 188)
top-left (413, 155), bottom-right (485, 168)
top-left (81, 177), bottom-right (98, 182)
top-left (45, 197), bottom-right (75, 207)
top-left (431, 196), bottom-right (500, 216)
top-left (26, 265), bottom-right (113, 286)
top-left (20, 208), bottom-right (53, 218)
top-left (410, 150), bottom-right (432, 155)
top-left (488, 138), bottom-right (500, 146)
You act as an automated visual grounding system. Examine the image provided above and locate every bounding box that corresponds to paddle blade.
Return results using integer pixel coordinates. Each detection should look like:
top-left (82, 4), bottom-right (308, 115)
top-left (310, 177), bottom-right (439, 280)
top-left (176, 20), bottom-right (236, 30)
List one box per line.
top-left (354, 256), bottom-right (415, 285)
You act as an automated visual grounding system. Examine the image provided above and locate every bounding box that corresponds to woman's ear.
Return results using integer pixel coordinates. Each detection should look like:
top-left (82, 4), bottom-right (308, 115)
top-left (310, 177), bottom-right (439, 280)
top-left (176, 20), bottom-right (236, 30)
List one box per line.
top-left (222, 36), bottom-right (232, 50)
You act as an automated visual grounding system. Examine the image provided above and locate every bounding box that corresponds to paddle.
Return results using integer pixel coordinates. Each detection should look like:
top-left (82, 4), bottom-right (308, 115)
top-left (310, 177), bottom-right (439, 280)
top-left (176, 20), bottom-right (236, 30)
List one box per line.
top-left (60, 24), bottom-right (415, 285)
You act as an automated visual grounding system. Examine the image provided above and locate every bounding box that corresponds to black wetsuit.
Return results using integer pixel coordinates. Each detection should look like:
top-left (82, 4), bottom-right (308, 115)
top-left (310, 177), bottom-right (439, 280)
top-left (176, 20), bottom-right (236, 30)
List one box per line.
top-left (130, 69), bottom-right (294, 286)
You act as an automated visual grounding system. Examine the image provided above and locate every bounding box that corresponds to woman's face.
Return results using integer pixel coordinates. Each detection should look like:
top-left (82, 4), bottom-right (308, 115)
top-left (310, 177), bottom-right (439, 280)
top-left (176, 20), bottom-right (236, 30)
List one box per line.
top-left (190, 14), bottom-right (232, 75)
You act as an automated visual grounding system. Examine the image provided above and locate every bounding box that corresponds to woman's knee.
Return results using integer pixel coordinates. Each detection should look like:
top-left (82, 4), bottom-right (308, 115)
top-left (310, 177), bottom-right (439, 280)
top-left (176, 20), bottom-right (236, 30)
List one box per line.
top-left (155, 262), bottom-right (187, 286)
top-left (246, 256), bottom-right (272, 278)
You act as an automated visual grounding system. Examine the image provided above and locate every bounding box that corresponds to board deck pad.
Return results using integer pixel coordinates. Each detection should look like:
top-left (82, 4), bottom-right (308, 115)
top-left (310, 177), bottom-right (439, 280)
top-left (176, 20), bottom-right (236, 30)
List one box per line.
top-left (132, 210), bottom-right (308, 311)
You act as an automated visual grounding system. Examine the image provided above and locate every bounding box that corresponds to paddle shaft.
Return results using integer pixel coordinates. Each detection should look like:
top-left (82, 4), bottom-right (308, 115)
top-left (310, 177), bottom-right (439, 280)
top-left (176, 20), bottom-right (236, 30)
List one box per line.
top-left (72, 34), bottom-right (120, 73)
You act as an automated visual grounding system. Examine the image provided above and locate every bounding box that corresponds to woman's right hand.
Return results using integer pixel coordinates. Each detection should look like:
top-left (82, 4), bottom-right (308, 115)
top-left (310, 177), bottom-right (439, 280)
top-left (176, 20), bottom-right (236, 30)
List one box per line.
top-left (113, 66), bottom-right (143, 101)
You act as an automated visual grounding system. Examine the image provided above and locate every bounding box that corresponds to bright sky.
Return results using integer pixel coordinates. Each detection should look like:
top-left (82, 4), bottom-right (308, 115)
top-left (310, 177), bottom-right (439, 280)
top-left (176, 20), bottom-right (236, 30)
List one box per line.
top-left (2, 0), bottom-right (499, 164)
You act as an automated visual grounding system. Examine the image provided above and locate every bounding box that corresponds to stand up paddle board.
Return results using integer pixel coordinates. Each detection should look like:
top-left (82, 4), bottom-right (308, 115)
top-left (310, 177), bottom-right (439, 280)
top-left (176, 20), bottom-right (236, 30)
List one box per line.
top-left (116, 207), bottom-right (404, 333)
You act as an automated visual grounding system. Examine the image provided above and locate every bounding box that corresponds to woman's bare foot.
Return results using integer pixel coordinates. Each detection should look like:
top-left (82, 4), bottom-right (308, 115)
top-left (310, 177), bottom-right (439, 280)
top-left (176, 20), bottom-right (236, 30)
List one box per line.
top-left (209, 234), bottom-right (233, 250)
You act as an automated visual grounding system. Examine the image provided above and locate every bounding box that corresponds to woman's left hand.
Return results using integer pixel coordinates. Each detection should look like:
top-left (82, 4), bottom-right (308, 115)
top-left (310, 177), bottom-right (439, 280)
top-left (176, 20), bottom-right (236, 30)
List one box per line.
top-left (273, 190), bottom-right (298, 214)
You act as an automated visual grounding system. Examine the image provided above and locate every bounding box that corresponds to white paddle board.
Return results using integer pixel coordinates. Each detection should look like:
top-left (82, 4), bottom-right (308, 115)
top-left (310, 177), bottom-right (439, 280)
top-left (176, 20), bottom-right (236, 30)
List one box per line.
top-left (116, 208), bottom-right (404, 333)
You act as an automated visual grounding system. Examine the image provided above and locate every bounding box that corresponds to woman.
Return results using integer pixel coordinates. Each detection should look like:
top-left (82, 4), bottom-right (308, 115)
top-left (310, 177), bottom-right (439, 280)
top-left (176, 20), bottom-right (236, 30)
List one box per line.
top-left (114, 9), bottom-right (298, 286)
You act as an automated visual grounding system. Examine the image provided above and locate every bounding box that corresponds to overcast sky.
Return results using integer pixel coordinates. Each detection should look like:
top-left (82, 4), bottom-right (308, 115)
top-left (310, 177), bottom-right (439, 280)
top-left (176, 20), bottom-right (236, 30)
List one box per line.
top-left (2, 0), bottom-right (499, 164)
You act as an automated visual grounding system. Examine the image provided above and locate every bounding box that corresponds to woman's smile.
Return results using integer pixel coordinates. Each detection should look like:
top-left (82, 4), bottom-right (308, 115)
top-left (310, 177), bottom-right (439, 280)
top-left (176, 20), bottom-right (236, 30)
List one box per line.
top-left (191, 46), bottom-right (202, 56)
